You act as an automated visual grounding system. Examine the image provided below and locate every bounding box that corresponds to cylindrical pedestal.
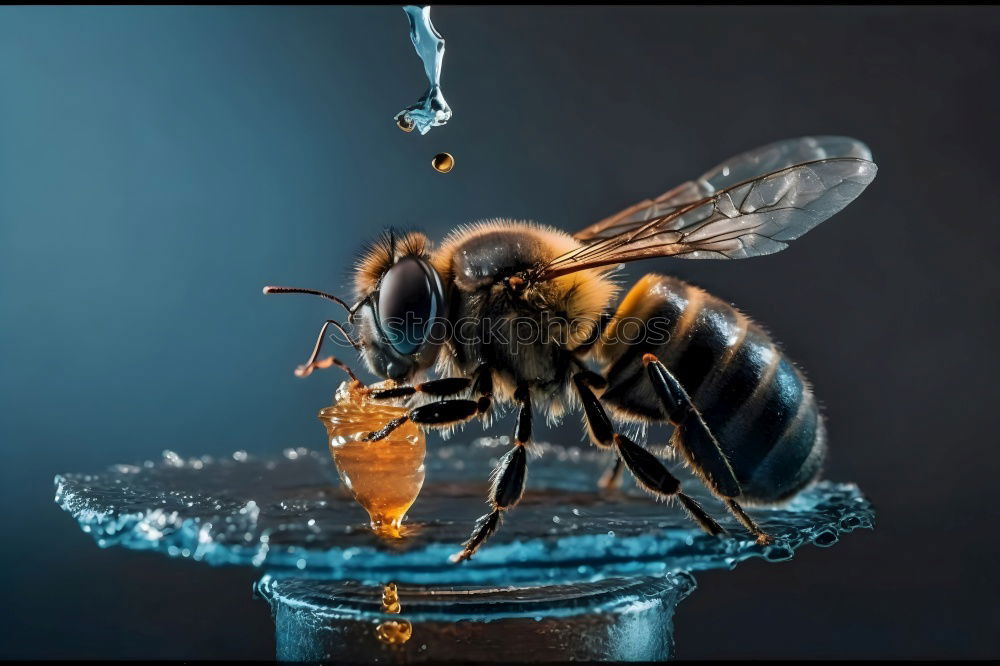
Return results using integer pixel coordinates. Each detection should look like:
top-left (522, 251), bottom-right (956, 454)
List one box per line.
top-left (256, 573), bottom-right (696, 662)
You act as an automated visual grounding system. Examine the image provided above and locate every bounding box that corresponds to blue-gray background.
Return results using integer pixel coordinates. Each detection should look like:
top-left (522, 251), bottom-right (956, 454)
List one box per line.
top-left (1, 6), bottom-right (997, 659)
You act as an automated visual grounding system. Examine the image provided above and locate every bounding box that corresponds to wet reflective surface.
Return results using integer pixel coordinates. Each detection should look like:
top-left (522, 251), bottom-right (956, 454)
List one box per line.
top-left (54, 438), bottom-right (873, 586)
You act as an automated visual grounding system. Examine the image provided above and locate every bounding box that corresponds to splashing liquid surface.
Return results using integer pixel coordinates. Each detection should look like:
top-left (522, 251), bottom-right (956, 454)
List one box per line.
top-left (54, 437), bottom-right (874, 585)
top-left (395, 6), bottom-right (451, 135)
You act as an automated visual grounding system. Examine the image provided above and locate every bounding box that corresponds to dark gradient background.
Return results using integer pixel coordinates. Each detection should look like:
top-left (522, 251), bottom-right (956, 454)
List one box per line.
top-left (1, 6), bottom-right (997, 660)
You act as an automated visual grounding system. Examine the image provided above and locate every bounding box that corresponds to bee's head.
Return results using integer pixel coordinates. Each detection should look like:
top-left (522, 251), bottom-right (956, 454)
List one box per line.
top-left (352, 230), bottom-right (448, 381)
top-left (263, 229), bottom-right (448, 385)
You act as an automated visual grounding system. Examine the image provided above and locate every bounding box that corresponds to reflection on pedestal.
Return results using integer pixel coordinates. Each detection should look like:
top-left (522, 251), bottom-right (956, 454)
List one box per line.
top-left (257, 575), bottom-right (695, 662)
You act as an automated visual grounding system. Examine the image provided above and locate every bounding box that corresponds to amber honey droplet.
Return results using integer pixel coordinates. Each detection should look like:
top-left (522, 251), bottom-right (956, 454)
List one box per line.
top-left (376, 582), bottom-right (412, 645)
top-left (431, 152), bottom-right (454, 173)
top-left (376, 620), bottom-right (413, 645)
top-left (318, 382), bottom-right (426, 538)
top-left (396, 115), bottom-right (415, 132)
top-left (382, 582), bottom-right (402, 614)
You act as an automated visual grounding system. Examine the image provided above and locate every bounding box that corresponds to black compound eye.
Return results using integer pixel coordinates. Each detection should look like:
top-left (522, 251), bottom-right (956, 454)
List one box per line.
top-left (376, 257), bottom-right (442, 356)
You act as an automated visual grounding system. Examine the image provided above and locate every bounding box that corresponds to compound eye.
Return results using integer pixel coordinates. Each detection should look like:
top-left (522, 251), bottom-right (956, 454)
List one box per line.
top-left (376, 257), bottom-right (443, 356)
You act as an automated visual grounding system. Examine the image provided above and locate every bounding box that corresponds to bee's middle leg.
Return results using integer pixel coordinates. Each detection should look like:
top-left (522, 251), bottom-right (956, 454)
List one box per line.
top-left (450, 384), bottom-right (532, 563)
top-left (571, 364), bottom-right (624, 491)
top-left (574, 373), bottom-right (727, 537)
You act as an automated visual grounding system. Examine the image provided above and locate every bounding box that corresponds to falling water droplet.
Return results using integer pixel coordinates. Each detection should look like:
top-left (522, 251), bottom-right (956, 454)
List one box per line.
top-left (395, 5), bottom-right (451, 135)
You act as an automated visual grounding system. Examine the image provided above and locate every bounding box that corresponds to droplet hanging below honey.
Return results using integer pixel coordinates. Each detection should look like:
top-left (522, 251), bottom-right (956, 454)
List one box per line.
top-left (376, 582), bottom-right (413, 645)
top-left (382, 582), bottom-right (402, 614)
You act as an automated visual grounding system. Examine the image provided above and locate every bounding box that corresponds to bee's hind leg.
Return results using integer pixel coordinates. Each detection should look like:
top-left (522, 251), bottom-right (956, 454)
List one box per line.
top-left (451, 384), bottom-right (533, 563)
top-left (573, 373), bottom-right (727, 537)
top-left (642, 354), bottom-right (772, 545)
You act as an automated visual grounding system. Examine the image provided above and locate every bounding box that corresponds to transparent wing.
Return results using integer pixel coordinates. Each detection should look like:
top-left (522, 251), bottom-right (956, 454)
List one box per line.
top-left (575, 136), bottom-right (874, 242)
top-left (536, 156), bottom-right (877, 280)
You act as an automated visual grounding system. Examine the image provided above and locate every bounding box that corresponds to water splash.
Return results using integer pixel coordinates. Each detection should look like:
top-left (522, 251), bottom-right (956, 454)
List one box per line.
top-left (54, 438), bottom-right (874, 586)
top-left (395, 6), bottom-right (451, 135)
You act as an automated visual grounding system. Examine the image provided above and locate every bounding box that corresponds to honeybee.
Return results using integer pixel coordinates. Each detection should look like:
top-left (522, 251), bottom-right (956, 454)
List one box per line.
top-left (264, 136), bottom-right (877, 562)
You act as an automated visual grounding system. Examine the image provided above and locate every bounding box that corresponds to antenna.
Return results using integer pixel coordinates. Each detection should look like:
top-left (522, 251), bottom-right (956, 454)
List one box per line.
top-left (262, 286), bottom-right (352, 314)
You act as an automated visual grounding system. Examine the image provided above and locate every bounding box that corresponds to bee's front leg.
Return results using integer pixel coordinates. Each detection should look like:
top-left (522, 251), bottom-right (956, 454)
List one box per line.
top-left (362, 366), bottom-right (492, 441)
top-left (362, 396), bottom-right (490, 441)
top-left (292, 320), bottom-right (361, 382)
top-left (364, 376), bottom-right (474, 401)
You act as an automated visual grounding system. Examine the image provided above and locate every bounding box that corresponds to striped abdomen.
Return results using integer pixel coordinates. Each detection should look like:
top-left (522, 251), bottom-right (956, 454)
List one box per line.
top-left (594, 274), bottom-right (825, 503)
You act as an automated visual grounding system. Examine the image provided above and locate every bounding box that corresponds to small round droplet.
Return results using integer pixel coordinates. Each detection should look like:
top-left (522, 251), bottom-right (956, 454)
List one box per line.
top-left (431, 152), bottom-right (454, 173)
top-left (396, 115), bottom-right (414, 132)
